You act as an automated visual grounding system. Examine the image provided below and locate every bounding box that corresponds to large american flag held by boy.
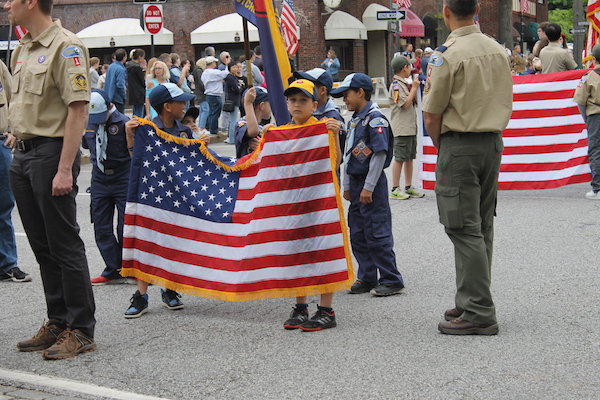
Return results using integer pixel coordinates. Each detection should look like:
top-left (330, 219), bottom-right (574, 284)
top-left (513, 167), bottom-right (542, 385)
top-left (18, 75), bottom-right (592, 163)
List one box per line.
top-left (121, 119), bottom-right (353, 301)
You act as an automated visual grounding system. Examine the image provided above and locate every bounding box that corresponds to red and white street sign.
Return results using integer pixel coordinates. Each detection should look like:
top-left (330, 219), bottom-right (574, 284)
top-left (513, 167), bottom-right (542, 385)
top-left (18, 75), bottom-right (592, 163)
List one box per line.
top-left (143, 4), bottom-right (163, 35)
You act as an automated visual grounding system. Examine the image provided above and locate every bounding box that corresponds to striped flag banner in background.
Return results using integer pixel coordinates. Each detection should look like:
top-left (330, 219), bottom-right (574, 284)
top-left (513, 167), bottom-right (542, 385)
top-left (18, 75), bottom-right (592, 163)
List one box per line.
top-left (420, 69), bottom-right (592, 191)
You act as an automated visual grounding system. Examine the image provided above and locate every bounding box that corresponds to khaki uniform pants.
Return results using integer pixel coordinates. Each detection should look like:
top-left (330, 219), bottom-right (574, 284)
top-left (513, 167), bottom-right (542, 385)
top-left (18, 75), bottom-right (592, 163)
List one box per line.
top-left (435, 131), bottom-right (503, 325)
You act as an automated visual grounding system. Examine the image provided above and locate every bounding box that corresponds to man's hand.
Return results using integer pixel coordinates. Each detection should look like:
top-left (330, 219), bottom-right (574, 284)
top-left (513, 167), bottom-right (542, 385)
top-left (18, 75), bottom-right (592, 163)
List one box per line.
top-left (343, 190), bottom-right (350, 201)
top-left (52, 170), bottom-right (73, 196)
top-left (2, 133), bottom-right (16, 149)
top-left (359, 189), bottom-right (373, 204)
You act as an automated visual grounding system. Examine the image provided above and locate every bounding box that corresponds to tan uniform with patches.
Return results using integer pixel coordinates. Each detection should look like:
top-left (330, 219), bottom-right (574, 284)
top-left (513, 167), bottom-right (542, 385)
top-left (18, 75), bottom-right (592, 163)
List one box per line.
top-left (10, 20), bottom-right (90, 140)
top-left (422, 25), bottom-right (512, 135)
top-left (573, 70), bottom-right (600, 116)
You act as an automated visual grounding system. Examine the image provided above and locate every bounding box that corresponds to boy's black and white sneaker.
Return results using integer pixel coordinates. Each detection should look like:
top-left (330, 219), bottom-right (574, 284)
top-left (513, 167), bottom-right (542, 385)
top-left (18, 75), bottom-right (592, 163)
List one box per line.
top-left (161, 289), bottom-right (184, 310)
top-left (125, 290), bottom-right (148, 318)
top-left (299, 308), bottom-right (336, 331)
top-left (283, 307), bottom-right (309, 330)
top-left (0, 267), bottom-right (32, 282)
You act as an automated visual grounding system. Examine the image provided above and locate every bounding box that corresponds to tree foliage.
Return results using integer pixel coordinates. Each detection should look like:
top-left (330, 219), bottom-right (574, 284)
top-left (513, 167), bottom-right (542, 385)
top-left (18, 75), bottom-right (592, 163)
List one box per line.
top-left (549, 8), bottom-right (574, 42)
top-left (549, 0), bottom-right (573, 11)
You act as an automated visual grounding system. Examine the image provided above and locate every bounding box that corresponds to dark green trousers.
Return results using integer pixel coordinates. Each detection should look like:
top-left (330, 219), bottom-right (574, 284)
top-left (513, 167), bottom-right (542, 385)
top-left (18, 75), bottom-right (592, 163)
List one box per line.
top-left (434, 131), bottom-right (503, 325)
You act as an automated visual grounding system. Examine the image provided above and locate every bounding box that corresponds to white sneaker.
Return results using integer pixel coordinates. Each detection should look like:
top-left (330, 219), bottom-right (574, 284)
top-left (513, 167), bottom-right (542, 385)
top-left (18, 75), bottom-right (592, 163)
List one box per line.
top-left (390, 188), bottom-right (409, 200)
top-left (585, 190), bottom-right (600, 200)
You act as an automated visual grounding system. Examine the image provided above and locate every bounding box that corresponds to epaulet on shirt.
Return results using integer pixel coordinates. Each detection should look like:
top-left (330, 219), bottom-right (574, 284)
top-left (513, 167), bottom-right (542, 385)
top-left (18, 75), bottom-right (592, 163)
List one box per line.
top-left (435, 38), bottom-right (455, 53)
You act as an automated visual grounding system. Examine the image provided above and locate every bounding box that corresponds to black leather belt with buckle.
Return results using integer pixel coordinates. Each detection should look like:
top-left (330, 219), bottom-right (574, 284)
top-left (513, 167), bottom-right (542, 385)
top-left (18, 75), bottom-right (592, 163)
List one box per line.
top-left (16, 136), bottom-right (62, 152)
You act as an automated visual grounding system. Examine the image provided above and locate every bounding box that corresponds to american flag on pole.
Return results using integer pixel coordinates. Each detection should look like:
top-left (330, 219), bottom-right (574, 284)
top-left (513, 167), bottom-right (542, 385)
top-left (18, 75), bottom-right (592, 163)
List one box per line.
top-left (520, 0), bottom-right (530, 14)
top-left (420, 69), bottom-right (592, 190)
top-left (585, 0), bottom-right (600, 64)
top-left (121, 119), bottom-right (353, 301)
top-left (281, 0), bottom-right (300, 56)
top-left (394, 0), bottom-right (412, 8)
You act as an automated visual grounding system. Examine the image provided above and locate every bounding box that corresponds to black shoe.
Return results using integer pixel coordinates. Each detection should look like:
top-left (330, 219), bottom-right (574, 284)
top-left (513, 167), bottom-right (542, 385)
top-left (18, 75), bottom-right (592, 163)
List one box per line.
top-left (349, 280), bottom-right (375, 294)
top-left (124, 290), bottom-right (149, 318)
top-left (283, 307), bottom-right (309, 330)
top-left (0, 267), bottom-right (32, 282)
top-left (299, 308), bottom-right (336, 331)
top-left (161, 289), bottom-right (184, 310)
top-left (370, 283), bottom-right (404, 296)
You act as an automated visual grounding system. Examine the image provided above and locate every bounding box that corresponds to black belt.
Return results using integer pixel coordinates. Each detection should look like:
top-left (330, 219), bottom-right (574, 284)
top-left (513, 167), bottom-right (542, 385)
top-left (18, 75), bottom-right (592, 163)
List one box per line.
top-left (94, 160), bottom-right (131, 176)
top-left (16, 136), bottom-right (62, 152)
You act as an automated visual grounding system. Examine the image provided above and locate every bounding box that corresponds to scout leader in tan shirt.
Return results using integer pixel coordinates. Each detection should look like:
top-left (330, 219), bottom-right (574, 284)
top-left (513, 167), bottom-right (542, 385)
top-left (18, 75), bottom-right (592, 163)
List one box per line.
top-left (422, 26), bottom-right (512, 148)
top-left (10, 18), bottom-right (90, 195)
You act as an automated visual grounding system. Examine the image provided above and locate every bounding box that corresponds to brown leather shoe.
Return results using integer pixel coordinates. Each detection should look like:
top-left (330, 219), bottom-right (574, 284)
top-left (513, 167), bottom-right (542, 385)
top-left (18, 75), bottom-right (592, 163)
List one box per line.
top-left (17, 321), bottom-right (64, 352)
top-left (444, 308), bottom-right (461, 321)
top-left (438, 317), bottom-right (499, 335)
top-left (42, 327), bottom-right (97, 360)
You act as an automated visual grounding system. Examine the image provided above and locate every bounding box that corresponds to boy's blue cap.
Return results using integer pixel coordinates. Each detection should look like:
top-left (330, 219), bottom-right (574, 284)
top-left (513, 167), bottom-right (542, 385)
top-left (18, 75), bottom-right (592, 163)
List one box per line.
top-left (330, 73), bottom-right (373, 98)
top-left (89, 89), bottom-right (111, 124)
top-left (293, 68), bottom-right (334, 91)
top-left (149, 82), bottom-right (195, 110)
top-left (243, 86), bottom-right (269, 105)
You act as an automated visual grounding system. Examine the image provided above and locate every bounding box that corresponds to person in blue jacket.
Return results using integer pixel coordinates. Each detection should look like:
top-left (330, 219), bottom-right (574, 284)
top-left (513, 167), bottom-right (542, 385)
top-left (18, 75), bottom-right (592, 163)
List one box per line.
top-left (321, 50), bottom-right (341, 81)
top-left (330, 73), bottom-right (405, 297)
top-left (84, 89), bottom-right (131, 286)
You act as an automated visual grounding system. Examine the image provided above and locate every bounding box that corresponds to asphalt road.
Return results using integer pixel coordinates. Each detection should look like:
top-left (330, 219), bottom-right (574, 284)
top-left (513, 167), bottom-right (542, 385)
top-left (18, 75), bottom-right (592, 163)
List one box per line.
top-left (1, 132), bottom-right (599, 399)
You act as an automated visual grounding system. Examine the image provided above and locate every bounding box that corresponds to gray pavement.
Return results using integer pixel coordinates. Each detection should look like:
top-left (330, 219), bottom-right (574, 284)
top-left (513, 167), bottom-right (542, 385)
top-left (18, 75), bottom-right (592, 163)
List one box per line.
top-left (2, 133), bottom-right (600, 399)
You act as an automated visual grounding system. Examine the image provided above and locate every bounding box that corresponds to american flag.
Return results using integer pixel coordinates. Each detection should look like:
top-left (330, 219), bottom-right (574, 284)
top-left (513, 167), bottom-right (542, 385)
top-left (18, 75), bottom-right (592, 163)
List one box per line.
top-left (420, 69), bottom-right (592, 190)
top-left (14, 26), bottom-right (27, 40)
top-left (394, 0), bottom-right (412, 8)
top-left (121, 120), bottom-right (353, 301)
top-left (585, 0), bottom-right (600, 64)
top-left (520, 0), bottom-right (530, 13)
top-left (281, 0), bottom-right (300, 55)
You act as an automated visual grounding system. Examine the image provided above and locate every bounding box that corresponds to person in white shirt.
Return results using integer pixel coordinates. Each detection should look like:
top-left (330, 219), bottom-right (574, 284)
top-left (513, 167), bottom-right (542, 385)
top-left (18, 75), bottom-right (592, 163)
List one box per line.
top-left (201, 56), bottom-right (229, 135)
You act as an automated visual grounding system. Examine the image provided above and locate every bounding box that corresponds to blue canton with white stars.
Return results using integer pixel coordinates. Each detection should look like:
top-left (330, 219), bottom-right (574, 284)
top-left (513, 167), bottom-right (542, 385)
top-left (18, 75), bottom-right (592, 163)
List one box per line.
top-left (132, 125), bottom-right (241, 223)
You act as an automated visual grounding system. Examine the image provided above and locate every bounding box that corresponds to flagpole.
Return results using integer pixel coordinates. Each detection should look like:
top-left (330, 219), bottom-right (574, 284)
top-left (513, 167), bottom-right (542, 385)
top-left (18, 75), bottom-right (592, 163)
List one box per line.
top-left (7, 23), bottom-right (13, 67)
top-left (242, 17), bottom-right (253, 87)
top-left (520, 10), bottom-right (524, 57)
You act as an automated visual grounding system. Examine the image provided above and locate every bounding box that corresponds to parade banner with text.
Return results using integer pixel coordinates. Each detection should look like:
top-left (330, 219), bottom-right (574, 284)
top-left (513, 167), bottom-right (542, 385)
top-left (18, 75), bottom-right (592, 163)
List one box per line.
top-left (121, 119), bottom-right (353, 301)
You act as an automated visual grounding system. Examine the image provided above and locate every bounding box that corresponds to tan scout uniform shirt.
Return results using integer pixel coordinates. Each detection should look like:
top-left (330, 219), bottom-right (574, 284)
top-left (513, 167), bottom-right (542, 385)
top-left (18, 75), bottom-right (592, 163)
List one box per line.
top-left (422, 25), bottom-right (513, 134)
top-left (388, 75), bottom-right (417, 137)
top-left (10, 20), bottom-right (90, 140)
top-left (539, 42), bottom-right (577, 74)
top-left (0, 60), bottom-right (12, 133)
top-left (573, 69), bottom-right (600, 116)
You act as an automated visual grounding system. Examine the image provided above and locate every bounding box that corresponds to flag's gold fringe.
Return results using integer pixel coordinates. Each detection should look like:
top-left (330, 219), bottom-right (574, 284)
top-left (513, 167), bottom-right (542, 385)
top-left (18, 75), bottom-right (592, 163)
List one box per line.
top-left (328, 128), bottom-right (355, 285)
top-left (135, 117), bottom-right (263, 172)
top-left (120, 268), bottom-right (352, 302)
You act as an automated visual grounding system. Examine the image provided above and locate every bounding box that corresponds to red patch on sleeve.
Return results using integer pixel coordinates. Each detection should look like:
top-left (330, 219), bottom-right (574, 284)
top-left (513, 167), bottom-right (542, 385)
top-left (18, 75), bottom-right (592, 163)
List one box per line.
top-left (73, 57), bottom-right (81, 66)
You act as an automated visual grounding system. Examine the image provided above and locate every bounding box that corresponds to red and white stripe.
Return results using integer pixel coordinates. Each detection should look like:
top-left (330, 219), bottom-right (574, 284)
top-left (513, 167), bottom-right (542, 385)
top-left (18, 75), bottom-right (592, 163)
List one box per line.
top-left (420, 69), bottom-right (591, 191)
top-left (123, 122), bottom-right (352, 301)
top-left (281, 0), bottom-right (299, 55)
top-left (14, 26), bottom-right (27, 40)
top-left (394, 0), bottom-right (412, 8)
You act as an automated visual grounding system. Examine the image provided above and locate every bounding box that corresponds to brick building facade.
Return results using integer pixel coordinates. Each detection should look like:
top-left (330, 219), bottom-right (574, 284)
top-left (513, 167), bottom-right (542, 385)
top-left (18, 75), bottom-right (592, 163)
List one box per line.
top-left (0, 0), bottom-right (548, 80)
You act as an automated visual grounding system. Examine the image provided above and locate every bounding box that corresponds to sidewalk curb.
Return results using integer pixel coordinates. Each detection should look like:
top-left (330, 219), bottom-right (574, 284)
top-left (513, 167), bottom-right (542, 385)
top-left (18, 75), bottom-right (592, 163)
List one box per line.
top-left (0, 368), bottom-right (171, 400)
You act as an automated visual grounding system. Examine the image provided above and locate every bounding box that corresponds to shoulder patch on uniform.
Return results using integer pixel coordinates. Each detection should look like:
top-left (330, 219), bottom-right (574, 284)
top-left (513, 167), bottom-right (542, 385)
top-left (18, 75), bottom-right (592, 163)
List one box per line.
top-left (73, 74), bottom-right (88, 90)
top-left (237, 120), bottom-right (247, 127)
top-left (429, 54), bottom-right (444, 67)
top-left (62, 46), bottom-right (83, 59)
top-left (369, 117), bottom-right (389, 128)
top-left (392, 84), bottom-right (400, 91)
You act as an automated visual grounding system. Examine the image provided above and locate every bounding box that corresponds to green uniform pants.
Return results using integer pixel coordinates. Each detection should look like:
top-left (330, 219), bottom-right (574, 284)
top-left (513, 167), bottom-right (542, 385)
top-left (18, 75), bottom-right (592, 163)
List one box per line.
top-left (434, 131), bottom-right (503, 325)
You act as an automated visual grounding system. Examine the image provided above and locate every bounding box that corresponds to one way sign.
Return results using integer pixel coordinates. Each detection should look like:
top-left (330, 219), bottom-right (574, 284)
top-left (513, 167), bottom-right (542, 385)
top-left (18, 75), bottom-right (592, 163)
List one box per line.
top-left (376, 10), bottom-right (406, 21)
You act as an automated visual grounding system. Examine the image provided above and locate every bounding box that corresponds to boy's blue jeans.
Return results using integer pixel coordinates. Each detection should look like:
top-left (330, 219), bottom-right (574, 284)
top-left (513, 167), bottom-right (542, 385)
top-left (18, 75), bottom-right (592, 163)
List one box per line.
top-left (0, 139), bottom-right (18, 274)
